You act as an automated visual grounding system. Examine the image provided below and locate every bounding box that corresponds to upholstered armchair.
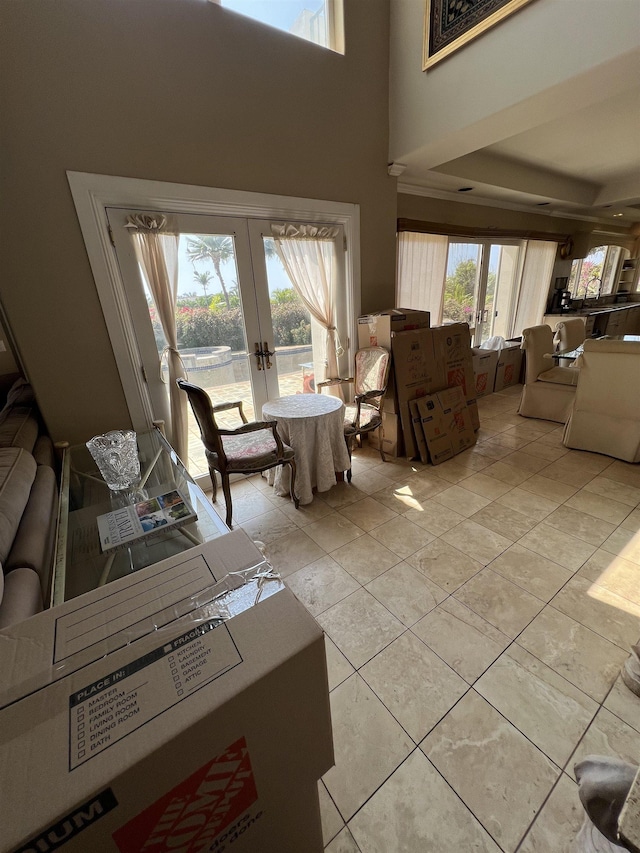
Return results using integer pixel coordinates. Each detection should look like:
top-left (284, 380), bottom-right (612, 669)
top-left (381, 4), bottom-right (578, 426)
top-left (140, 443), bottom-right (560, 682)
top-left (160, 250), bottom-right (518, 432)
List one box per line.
top-left (317, 346), bottom-right (390, 481)
top-left (563, 338), bottom-right (640, 462)
top-left (177, 379), bottom-right (299, 528)
top-left (554, 317), bottom-right (586, 367)
top-left (554, 317), bottom-right (586, 353)
top-left (518, 325), bottom-right (579, 423)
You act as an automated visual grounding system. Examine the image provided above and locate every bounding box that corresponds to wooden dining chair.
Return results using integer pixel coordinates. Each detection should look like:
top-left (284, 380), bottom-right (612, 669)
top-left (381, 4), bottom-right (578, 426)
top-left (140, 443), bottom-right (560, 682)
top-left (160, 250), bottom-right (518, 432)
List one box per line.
top-left (177, 379), bottom-right (299, 528)
top-left (316, 346), bottom-right (391, 481)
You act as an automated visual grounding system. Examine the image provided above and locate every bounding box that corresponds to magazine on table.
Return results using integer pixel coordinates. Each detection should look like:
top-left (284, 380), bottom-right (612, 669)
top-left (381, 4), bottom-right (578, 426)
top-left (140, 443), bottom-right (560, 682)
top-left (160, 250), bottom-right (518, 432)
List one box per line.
top-left (97, 489), bottom-right (197, 552)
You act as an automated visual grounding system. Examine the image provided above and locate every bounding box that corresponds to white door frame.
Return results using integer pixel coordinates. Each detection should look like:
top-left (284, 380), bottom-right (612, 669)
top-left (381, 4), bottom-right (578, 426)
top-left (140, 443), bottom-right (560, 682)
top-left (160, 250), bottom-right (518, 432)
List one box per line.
top-left (67, 171), bottom-right (361, 432)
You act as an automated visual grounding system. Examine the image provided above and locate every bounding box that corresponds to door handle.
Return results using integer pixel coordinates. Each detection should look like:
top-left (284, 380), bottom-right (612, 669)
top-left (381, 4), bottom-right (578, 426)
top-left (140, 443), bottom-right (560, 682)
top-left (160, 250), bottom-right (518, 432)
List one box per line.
top-left (254, 342), bottom-right (275, 370)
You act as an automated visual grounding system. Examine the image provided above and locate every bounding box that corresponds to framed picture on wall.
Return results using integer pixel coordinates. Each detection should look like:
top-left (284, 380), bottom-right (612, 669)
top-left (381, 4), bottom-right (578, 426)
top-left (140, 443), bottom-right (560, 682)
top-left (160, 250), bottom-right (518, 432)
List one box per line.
top-left (423, 0), bottom-right (536, 70)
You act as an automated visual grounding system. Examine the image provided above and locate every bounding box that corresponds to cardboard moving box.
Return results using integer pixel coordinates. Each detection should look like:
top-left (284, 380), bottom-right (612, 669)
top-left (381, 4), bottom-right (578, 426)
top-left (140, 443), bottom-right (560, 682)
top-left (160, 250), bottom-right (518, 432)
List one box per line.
top-left (390, 327), bottom-right (441, 459)
top-left (416, 386), bottom-right (477, 465)
top-left (357, 310), bottom-right (430, 416)
top-left (409, 400), bottom-right (428, 463)
top-left (431, 324), bottom-right (480, 432)
top-left (494, 339), bottom-right (524, 391)
top-left (472, 348), bottom-right (500, 398)
top-left (357, 308), bottom-right (430, 350)
top-left (0, 530), bottom-right (333, 853)
top-left (383, 367), bottom-right (399, 414)
top-left (389, 323), bottom-right (479, 459)
top-left (367, 410), bottom-right (404, 457)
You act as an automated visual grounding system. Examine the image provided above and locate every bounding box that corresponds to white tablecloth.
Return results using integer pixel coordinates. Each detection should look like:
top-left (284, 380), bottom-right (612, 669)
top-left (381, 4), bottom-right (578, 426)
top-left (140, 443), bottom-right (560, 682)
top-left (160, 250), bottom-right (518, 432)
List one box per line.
top-left (262, 394), bottom-right (351, 505)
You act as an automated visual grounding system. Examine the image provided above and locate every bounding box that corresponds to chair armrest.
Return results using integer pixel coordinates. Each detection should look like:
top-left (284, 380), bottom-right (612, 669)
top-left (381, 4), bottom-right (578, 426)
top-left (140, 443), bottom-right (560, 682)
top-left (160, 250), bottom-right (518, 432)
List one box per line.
top-left (346, 389), bottom-right (386, 429)
top-left (316, 377), bottom-right (354, 391)
top-left (211, 400), bottom-right (248, 424)
top-left (355, 389), bottom-right (385, 403)
top-left (218, 420), bottom-right (277, 435)
top-left (212, 400), bottom-right (244, 412)
top-left (218, 420), bottom-right (287, 458)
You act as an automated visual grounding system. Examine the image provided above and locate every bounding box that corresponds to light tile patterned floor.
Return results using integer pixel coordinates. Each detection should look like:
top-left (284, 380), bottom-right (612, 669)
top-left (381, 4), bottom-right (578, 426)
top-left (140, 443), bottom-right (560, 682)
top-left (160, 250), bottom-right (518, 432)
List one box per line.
top-left (203, 384), bottom-right (640, 852)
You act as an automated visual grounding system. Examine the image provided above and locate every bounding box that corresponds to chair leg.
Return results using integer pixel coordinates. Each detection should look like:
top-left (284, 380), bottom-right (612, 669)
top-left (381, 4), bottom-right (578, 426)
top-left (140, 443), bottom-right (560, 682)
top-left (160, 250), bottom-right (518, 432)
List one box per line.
top-left (287, 459), bottom-right (300, 509)
top-left (345, 436), bottom-right (353, 483)
top-left (208, 466), bottom-right (218, 502)
top-left (221, 473), bottom-right (233, 528)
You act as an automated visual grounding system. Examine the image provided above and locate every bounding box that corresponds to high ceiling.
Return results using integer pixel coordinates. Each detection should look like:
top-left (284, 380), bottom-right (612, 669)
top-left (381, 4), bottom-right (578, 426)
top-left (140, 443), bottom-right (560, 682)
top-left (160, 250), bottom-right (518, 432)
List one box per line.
top-left (390, 9), bottom-right (640, 229)
top-left (399, 86), bottom-right (640, 226)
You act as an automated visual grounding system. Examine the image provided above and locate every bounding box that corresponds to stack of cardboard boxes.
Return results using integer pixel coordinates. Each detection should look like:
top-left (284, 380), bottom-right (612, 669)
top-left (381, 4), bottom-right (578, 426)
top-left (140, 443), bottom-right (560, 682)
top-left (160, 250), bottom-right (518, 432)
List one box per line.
top-left (357, 309), bottom-right (431, 458)
top-left (357, 310), bottom-right (479, 465)
top-left (471, 340), bottom-right (524, 398)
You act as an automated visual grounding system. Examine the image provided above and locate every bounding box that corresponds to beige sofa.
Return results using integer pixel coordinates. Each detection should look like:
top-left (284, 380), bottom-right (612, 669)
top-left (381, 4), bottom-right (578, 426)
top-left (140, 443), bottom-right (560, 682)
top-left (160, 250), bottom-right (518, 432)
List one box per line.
top-left (0, 377), bottom-right (58, 628)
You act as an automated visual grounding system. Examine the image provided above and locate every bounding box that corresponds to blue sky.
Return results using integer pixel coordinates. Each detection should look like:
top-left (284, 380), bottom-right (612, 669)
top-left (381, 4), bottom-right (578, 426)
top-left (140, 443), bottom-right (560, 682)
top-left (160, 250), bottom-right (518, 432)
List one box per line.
top-left (221, 0), bottom-right (321, 34)
top-left (447, 242), bottom-right (480, 277)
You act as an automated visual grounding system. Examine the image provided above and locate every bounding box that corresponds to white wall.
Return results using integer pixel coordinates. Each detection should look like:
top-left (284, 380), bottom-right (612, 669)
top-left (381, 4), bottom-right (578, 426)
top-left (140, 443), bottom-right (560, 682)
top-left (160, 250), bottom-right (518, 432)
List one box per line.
top-left (390, 0), bottom-right (640, 167)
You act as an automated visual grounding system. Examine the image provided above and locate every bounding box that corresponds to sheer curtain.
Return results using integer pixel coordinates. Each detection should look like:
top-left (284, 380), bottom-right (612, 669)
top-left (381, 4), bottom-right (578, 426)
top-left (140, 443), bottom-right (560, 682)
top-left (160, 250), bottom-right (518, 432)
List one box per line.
top-left (125, 214), bottom-right (188, 463)
top-left (271, 223), bottom-right (343, 394)
top-left (512, 240), bottom-right (557, 335)
top-left (396, 232), bottom-right (448, 324)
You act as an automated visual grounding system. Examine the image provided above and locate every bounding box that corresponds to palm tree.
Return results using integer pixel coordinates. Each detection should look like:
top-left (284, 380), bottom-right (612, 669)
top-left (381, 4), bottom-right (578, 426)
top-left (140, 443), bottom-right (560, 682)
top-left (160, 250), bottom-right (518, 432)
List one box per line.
top-left (192, 269), bottom-right (213, 298)
top-left (263, 237), bottom-right (278, 261)
top-left (186, 236), bottom-right (234, 309)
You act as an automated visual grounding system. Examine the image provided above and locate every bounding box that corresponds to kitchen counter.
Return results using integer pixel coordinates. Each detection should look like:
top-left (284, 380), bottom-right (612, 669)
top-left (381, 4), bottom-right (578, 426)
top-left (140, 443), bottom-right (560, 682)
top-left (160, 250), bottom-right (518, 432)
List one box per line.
top-left (543, 303), bottom-right (640, 337)
top-left (548, 302), bottom-right (639, 316)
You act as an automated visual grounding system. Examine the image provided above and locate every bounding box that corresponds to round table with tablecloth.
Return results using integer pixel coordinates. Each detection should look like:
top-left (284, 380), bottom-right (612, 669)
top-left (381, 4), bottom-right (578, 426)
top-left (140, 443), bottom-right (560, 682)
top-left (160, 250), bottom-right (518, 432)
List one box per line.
top-left (262, 394), bottom-right (351, 505)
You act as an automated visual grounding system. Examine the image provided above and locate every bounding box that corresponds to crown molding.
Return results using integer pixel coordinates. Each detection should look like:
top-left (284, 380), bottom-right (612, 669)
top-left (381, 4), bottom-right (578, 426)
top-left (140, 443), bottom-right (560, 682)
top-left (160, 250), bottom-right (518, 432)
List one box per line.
top-left (396, 181), bottom-right (630, 228)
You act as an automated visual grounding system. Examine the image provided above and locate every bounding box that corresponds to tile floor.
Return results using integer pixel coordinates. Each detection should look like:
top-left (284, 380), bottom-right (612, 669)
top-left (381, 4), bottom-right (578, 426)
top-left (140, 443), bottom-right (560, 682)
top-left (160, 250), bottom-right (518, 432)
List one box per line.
top-left (205, 384), bottom-right (640, 853)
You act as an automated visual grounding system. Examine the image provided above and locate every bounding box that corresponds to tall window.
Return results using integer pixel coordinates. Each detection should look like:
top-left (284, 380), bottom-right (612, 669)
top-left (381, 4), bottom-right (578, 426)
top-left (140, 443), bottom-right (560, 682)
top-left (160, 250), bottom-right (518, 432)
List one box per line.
top-left (568, 245), bottom-right (623, 299)
top-left (397, 231), bottom-right (557, 342)
top-left (442, 241), bottom-right (523, 344)
top-left (219, 0), bottom-right (344, 53)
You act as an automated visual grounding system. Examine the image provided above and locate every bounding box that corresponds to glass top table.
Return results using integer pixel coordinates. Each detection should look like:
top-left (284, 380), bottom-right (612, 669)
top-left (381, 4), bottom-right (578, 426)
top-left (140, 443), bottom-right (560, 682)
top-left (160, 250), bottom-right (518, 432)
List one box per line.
top-left (552, 334), bottom-right (640, 362)
top-left (52, 428), bottom-right (229, 604)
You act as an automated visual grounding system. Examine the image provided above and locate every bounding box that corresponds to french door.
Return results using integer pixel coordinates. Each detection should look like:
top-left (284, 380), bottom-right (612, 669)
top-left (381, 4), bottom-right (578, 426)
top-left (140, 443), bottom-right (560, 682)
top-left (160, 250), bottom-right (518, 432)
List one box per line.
top-left (106, 208), bottom-right (347, 483)
top-left (442, 240), bottom-right (522, 345)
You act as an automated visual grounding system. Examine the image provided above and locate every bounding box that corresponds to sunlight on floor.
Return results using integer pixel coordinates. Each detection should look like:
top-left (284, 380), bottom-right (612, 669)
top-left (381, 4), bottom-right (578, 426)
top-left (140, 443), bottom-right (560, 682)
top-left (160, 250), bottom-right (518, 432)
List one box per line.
top-left (588, 530), bottom-right (640, 617)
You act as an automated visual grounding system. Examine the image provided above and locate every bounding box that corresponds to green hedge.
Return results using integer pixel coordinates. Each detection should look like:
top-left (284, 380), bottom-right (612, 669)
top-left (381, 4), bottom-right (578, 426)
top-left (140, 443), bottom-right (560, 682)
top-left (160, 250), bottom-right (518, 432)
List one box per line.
top-left (173, 304), bottom-right (311, 351)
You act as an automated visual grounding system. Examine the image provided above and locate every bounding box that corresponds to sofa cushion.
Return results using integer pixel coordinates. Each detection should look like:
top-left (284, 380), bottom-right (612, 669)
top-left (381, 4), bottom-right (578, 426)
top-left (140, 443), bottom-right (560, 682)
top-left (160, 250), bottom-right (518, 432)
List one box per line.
top-left (33, 434), bottom-right (55, 469)
top-left (0, 406), bottom-right (39, 452)
top-left (6, 465), bottom-right (57, 596)
top-left (0, 567), bottom-right (43, 629)
top-left (0, 378), bottom-right (40, 453)
top-left (0, 447), bottom-right (37, 564)
top-left (5, 378), bottom-right (35, 408)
